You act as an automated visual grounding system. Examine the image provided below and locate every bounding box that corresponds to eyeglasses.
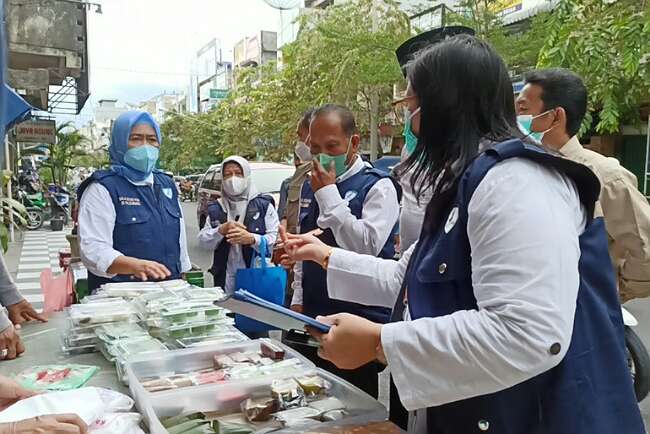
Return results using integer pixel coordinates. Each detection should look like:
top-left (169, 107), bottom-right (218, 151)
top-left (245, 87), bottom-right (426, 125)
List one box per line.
top-left (391, 95), bottom-right (419, 124)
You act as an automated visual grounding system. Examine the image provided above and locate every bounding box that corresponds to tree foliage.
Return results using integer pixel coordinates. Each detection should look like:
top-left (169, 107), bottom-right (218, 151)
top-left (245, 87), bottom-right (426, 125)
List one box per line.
top-left (159, 0), bottom-right (650, 171)
top-left (538, 0), bottom-right (650, 134)
top-left (448, 0), bottom-right (551, 75)
top-left (159, 0), bottom-right (411, 171)
top-left (36, 122), bottom-right (89, 186)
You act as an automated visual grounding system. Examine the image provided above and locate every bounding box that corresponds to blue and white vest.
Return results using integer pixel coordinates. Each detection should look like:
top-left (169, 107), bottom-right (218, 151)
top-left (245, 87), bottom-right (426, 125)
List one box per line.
top-left (396, 140), bottom-right (644, 434)
top-left (300, 167), bottom-right (400, 323)
top-left (78, 170), bottom-right (182, 291)
top-left (207, 195), bottom-right (274, 288)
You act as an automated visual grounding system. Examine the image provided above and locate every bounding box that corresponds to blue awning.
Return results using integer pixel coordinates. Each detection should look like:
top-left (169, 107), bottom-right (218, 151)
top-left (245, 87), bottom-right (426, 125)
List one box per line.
top-left (2, 84), bottom-right (33, 129)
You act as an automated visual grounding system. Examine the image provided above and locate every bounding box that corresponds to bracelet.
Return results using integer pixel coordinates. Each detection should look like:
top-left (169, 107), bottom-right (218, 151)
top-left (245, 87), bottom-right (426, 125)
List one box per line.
top-left (321, 248), bottom-right (334, 270)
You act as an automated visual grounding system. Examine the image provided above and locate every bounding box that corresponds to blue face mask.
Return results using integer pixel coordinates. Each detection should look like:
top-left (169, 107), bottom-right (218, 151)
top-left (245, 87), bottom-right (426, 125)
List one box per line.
top-left (318, 137), bottom-right (353, 177)
top-left (517, 109), bottom-right (554, 143)
top-left (123, 145), bottom-right (159, 175)
top-left (403, 107), bottom-right (420, 155)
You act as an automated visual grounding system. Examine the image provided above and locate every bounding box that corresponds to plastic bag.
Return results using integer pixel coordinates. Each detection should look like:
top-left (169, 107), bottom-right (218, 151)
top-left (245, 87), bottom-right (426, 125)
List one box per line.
top-left (90, 412), bottom-right (144, 434)
top-left (41, 268), bottom-right (74, 313)
top-left (0, 387), bottom-right (104, 424)
top-left (12, 364), bottom-right (99, 391)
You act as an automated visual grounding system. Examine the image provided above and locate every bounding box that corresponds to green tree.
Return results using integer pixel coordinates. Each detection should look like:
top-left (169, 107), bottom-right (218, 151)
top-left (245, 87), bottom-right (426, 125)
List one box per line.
top-left (159, 0), bottom-right (411, 166)
top-left (538, 0), bottom-right (650, 134)
top-left (448, 0), bottom-right (550, 74)
top-left (159, 110), bottom-right (221, 174)
top-left (39, 122), bottom-right (90, 186)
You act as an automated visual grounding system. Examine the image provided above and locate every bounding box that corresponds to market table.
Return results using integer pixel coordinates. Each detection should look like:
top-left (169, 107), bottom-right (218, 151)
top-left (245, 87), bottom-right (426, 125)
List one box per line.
top-left (0, 311), bottom-right (127, 394)
top-left (0, 312), bottom-right (404, 433)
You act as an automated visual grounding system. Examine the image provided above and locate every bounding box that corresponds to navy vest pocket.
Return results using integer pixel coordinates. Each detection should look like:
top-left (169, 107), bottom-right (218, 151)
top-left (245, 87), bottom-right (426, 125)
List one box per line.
top-left (114, 207), bottom-right (153, 246)
top-left (162, 198), bottom-right (181, 219)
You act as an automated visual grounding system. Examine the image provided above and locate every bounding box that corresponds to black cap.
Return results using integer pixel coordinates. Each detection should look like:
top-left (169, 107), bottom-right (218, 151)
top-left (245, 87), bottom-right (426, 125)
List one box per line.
top-left (396, 26), bottom-right (475, 77)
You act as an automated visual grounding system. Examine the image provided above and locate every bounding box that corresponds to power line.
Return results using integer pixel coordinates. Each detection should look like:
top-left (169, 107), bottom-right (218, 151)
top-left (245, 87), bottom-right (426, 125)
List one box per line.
top-left (93, 66), bottom-right (198, 77)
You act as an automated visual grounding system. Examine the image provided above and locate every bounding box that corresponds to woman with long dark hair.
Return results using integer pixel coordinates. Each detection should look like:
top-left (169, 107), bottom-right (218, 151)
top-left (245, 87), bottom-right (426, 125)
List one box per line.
top-left (281, 35), bottom-right (643, 434)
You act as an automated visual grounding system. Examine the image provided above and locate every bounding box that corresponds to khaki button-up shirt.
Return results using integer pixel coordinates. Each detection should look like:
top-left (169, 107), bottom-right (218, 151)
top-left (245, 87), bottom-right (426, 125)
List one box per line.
top-left (559, 136), bottom-right (650, 302)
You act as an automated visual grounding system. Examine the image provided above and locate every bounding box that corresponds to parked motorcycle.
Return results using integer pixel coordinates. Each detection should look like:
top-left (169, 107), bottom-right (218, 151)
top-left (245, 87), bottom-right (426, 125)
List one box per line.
top-left (18, 188), bottom-right (70, 230)
top-left (623, 306), bottom-right (650, 402)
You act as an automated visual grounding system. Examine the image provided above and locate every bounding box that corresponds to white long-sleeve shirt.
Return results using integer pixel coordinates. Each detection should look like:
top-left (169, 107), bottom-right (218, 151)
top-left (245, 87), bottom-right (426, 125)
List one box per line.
top-left (398, 145), bottom-right (433, 252)
top-left (78, 174), bottom-right (192, 278)
top-left (324, 158), bottom-right (586, 412)
top-left (198, 203), bottom-right (279, 293)
top-left (291, 155), bottom-right (400, 305)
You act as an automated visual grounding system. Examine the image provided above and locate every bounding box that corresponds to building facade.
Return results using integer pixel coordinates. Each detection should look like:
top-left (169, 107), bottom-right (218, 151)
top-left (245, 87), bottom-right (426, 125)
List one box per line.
top-left (233, 31), bottom-right (278, 85)
top-left (187, 38), bottom-right (233, 113)
top-left (5, 0), bottom-right (92, 114)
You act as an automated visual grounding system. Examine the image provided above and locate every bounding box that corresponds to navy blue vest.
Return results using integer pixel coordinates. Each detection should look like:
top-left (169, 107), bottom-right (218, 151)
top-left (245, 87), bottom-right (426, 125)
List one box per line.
top-left (207, 195), bottom-right (274, 288)
top-left (78, 170), bottom-right (182, 291)
top-left (300, 167), bottom-right (399, 323)
top-left (399, 140), bottom-right (643, 434)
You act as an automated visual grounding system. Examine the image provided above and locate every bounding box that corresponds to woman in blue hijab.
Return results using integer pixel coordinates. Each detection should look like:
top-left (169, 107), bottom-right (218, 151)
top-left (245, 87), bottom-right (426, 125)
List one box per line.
top-left (77, 111), bottom-right (191, 292)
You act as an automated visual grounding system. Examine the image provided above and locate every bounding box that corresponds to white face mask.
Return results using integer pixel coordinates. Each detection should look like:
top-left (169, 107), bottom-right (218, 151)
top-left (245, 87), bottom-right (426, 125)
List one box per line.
top-left (223, 176), bottom-right (247, 196)
top-left (294, 141), bottom-right (312, 163)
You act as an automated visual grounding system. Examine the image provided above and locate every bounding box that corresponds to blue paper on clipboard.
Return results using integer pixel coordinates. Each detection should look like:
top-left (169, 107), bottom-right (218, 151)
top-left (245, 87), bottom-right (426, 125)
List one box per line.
top-left (214, 289), bottom-right (331, 333)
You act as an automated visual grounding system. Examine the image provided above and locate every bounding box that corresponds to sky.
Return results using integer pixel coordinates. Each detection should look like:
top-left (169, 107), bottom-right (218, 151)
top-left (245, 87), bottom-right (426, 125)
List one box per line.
top-left (75, 0), bottom-right (282, 125)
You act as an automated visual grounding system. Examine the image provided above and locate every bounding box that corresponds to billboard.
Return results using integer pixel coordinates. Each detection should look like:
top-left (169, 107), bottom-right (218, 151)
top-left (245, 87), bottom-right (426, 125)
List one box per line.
top-left (491, 0), bottom-right (523, 16)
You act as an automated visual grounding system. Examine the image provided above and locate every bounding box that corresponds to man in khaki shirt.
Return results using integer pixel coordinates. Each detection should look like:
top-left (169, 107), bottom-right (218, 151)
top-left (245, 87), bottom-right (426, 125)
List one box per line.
top-left (517, 68), bottom-right (650, 302)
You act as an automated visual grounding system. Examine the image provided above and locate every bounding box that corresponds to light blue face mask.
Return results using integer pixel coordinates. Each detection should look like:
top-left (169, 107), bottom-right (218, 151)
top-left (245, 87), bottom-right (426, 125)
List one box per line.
top-left (403, 107), bottom-right (420, 155)
top-left (517, 109), bottom-right (554, 143)
top-left (123, 145), bottom-right (159, 175)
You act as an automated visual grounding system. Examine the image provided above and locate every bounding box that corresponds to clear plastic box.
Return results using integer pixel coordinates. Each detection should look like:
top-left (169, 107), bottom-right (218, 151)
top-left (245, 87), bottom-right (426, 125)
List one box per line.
top-left (67, 300), bottom-right (137, 326)
top-left (174, 327), bottom-right (249, 349)
top-left (127, 367), bottom-right (386, 434)
top-left (159, 305), bottom-right (227, 326)
top-left (125, 340), bottom-right (313, 392)
top-left (149, 319), bottom-right (235, 340)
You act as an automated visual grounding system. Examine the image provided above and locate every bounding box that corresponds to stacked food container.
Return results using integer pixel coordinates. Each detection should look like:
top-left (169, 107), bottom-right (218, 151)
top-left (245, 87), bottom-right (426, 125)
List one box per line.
top-left (62, 299), bottom-right (140, 355)
top-left (125, 339), bottom-right (387, 433)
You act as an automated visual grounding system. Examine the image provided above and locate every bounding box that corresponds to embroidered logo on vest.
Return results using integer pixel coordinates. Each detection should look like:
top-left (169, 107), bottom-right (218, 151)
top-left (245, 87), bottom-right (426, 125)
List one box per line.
top-left (119, 196), bottom-right (141, 206)
top-left (253, 212), bottom-right (261, 220)
top-left (444, 206), bottom-right (459, 233)
top-left (162, 188), bottom-right (173, 199)
top-left (344, 190), bottom-right (358, 203)
top-left (300, 198), bottom-right (312, 208)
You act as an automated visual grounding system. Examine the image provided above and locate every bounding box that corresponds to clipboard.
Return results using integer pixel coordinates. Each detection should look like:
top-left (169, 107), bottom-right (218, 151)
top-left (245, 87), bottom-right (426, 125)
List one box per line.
top-left (214, 289), bottom-right (331, 333)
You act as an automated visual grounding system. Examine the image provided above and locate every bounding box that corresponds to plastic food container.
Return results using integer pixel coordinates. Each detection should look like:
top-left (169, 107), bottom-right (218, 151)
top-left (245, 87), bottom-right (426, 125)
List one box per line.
top-left (61, 342), bottom-right (97, 356)
top-left (174, 328), bottom-right (249, 349)
top-left (114, 337), bottom-right (169, 385)
top-left (125, 340), bottom-right (312, 391)
top-left (67, 300), bottom-right (137, 326)
top-left (95, 322), bottom-right (149, 343)
top-left (159, 279), bottom-right (192, 291)
top-left (150, 319), bottom-right (235, 340)
top-left (63, 333), bottom-right (96, 348)
top-left (127, 367), bottom-right (386, 434)
top-left (159, 306), bottom-right (226, 326)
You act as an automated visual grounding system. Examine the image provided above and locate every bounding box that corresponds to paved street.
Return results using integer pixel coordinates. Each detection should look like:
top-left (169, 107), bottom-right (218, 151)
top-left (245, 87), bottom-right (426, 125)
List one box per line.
top-left (181, 201), bottom-right (213, 281)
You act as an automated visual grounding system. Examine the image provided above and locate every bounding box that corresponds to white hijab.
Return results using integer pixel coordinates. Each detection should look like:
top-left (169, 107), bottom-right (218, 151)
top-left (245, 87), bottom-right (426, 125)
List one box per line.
top-left (219, 156), bottom-right (259, 223)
